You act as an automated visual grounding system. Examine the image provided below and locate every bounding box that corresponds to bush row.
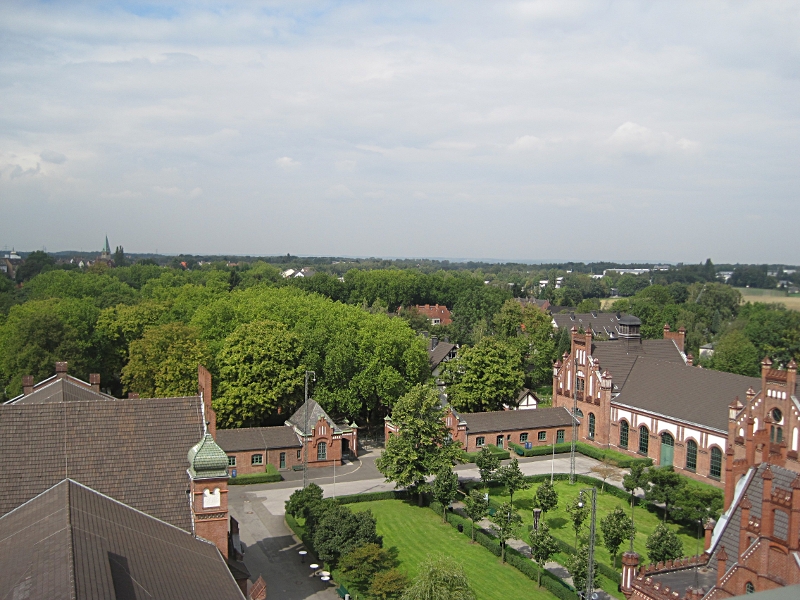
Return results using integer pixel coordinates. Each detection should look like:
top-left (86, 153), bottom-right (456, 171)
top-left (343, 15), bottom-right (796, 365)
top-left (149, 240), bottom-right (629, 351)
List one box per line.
top-left (229, 463), bottom-right (282, 485)
top-left (461, 444), bottom-right (511, 463)
top-left (504, 440), bottom-right (652, 469)
top-left (336, 490), bottom-right (408, 505)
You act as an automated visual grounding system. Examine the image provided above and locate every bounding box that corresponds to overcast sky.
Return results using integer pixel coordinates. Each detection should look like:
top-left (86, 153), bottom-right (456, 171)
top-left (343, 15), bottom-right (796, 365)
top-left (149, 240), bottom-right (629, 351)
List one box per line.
top-left (1, 1), bottom-right (798, 263)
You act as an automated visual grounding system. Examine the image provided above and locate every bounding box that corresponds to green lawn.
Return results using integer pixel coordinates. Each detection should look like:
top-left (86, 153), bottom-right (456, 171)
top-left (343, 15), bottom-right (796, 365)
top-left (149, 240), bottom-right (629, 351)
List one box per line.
top-left (485, 482), bottom-right (699, 570)
top-left (349, 500), bottom-right (558, 600)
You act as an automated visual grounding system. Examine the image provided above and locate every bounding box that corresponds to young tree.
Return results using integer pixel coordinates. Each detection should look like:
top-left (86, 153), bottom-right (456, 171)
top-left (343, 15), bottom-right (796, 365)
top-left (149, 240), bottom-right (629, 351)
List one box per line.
top-left (532, 480), bottom-right (559, 515)
top-left (646, 523), bottom-right (684, 564)
top-left (463, 489), bottom-right (489, 542)
top-left (489, 502), bottom-right (522, 563)
top-left (590, 457), bottom-right (619, 492)
top-left (566, 496), bottom-right (589, 551)
top-left (475, 446), bottom-right (500, 491)
top-left (495, 458), bottom-right (530, 509)
top-left (646, 467), bottom-right (685, 522)
top-left (312, 505), bottom-right (382, 566)
top-left (432, 465), bottom-right (459, 522)
top-left (370, 568), bottom-right (409, 600)
top-left (338, 543), bottom-right (396, 588)
top-left (529, 523), bottom-right (560, 586)
top-left (568, 543), bottom-right (599, 593)
top-left (401, 555), bottom-right (476, 600)
top-left (600, 507), bottom-right (636, 568)
top-left (622, 462), bottom-right (649, 526)
top-left (376, 384), bottom-right (462, 504)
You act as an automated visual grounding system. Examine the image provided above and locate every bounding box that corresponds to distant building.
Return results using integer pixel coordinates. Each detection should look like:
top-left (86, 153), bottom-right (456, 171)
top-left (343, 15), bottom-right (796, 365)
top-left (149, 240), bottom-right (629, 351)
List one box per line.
top-left (428, 336), bottom-right (457, 377)
top-left (96, 235), bottom-right (115, 267)
top-left (0, 249), bottom-right (22, 278)
top-left (415, 304), bottom-right (452, 325)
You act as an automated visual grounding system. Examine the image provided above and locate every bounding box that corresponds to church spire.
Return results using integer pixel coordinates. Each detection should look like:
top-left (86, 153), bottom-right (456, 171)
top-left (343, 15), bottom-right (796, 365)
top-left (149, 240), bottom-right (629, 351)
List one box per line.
top-left (103, 235), bottom-right (110, 255)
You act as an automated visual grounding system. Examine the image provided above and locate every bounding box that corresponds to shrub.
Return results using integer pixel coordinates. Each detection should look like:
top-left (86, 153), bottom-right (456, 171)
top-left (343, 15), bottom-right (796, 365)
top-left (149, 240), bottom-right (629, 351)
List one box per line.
top-left (336, 490), bottom-right (408, 504)
top-left (502, 440), bottom-right (653, 467)
top-left (229, 463), bottom-right (282, 485)
top-left (462, 444), bottom-right (511, 463)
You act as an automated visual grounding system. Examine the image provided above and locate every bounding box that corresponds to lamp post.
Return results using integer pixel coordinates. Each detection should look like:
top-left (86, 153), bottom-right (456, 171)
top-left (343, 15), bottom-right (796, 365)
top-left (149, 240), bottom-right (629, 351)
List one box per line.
top-left (303, 370), bottom-right (316, 489)
top-left (578, 487), bottom-right (597, 600)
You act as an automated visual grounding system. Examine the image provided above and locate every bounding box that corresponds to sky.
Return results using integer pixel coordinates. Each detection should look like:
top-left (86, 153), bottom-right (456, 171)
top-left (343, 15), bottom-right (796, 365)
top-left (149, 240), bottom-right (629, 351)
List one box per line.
top-left (1, 1), bottom-right (798, 263)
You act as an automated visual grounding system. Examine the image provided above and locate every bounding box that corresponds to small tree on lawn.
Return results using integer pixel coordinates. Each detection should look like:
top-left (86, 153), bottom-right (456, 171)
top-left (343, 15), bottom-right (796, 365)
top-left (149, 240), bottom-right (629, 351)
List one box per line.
top-left (285, 482), bottom-right (324, 519)
top-left (401, 555), bottom-right (476, 600)
top-left (566, 495), bottom-right (589, 551)
top-left (339, 543), bottom-right (396, 588)
top-left (529, 522), bottom-right (559, 587)
top-left (569, 543), bottom-right (599, 593)
top-left (600, 507), bottom-right (636, 568)
top-left (532, 479), bottom-right (559, 515)
top-left (463, 489), bottom-right (488, 542)
top-left (622, 462), bottom-right (650, 529)
top-left (590, 456), bottom-right (620, 492)
top-left (495, 458), bottom-right (530, 509)
top-left (647, 467), bottom-right (685, 523)
top-left (646, 523), bottom-right (684, 564)
top-left (312, 504), bottom-right (382, 566)
top-left (370, 569), bottom-right (409, 600)
top-left (432, 465), bottom-right (459, 523)
top-left (475, 446), bottom-right (500, 492)
top-left (489, 501), bottom-right (522, 563)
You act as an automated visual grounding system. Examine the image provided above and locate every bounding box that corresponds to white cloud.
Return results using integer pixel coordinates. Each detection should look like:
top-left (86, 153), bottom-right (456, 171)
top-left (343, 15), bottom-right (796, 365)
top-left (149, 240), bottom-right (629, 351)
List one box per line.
top-left (508, 135), bottom-right (544, 151)
top-left (607, 122), bottom-right (699, 157)
top-left (276, 156), bottom-right (300, 169)
top-left (40, 149), bottom-right (66, 164)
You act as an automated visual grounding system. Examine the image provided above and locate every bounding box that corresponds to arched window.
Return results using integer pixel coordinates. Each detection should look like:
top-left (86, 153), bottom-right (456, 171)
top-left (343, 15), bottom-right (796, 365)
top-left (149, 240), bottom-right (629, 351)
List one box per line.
top-left (686, 439), bottom-right (698, 472)
top-left (639, 426), bottom-right (649, 455)
top-left (588, 413), bottom-right (596, 440)
top-left (745, 582), bottom-right (755, 594)
top-left (620, 420), bottom-right (629, 449)
top-left (317, 441), bottom-right (327, 460)
top-left (710, 446), bottom-right (722, 479)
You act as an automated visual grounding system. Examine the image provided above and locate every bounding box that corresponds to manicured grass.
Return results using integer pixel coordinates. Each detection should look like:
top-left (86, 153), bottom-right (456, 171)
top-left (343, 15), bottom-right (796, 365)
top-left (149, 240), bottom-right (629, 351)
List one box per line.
top-left (487, 482), bottom-right (698, 569)
top-left (350, 500), bottom-right (558, 600)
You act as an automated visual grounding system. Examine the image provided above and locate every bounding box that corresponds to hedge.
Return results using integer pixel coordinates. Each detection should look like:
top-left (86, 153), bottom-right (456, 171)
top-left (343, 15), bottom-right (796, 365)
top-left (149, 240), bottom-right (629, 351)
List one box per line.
top-left (336, 490), bottom-right (408, 505)
top-left (461, 444), bottom-right (511, 463)
top-left (505, 440), bottom-right (652, 469)
top-left (229, 463), bottom-right (283, 485)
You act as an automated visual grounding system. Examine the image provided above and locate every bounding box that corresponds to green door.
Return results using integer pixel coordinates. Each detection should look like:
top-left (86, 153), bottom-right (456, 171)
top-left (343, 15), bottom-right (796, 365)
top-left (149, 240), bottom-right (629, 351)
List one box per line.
top-left (660, 433), bottom-right (674, 467)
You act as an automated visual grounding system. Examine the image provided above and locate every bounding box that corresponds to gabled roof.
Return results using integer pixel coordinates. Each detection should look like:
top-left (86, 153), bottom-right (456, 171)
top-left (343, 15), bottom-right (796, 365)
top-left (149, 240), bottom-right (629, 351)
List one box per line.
top-left (0, 396), bottom-right (204, 530)
top-left (460, 406), bottom-right (575, 434)
top-left (217, 426), bottom-right (302, 452)
top-left (286, 398), bottom-right (352, 436)
top-left (429, 341), bottom-right (457, 369)
top-left (591, 338), bottom-right (685, 391)
top-left (613, 358), bottom-right (761, 431)
top-left (6, 377), bottom-right (117, 404)
top-left (0, 479), bottom-right (244, 600)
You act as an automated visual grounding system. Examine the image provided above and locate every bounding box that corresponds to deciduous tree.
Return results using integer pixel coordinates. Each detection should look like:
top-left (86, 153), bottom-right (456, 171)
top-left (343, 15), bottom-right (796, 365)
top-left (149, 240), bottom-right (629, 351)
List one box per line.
top-left (529, 523), bottom-right (559, 586)
top-left (401, 555), bottom-right (476, 600)
top-left (312, 504), bottom-right (382, 566)
top-left (370, 568), bottom-right (409, 600)
top-left (463, 489), bottom-right (488, 542)
top-left (568, 544), bottom-right (600, 593)
top-left (566, 495), bottom-right (589, 551)
top-left (495, 458), bottom-right (529, 509)
top-left (646, 523), bottom-right (684, 564)
top-left (431, 465), bottom-right (459, 522)
top-left (475, 446), bottom-right (500, 491)
top-left (489, 502), bottom-right (522, 563)
top-left (600, 507), bottom-right (636, 568)
top-left (338, 543), bottom-right (396, 587)
top-left (532, 480), bottom-right (559, 515)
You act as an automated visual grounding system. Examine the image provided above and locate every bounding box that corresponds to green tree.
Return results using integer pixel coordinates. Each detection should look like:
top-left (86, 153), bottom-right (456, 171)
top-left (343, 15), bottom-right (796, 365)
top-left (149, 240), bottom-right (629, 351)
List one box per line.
top-left (646, 467), bottom-right (685, 523)
top-left (431, 465), bottom-right (459, 522)
top-left (600, 507), bottom-right (636, 568)
top-left (401, 555), bottom-right (476, 600)
top-left (441, 337), bottom-right (524, 412)
top-left (475, 446), bottom-right (500, 491)
top-left (568, 543), bottom-right (599, 593)
top-left (566, 495), bottom-right (589, 550)
top-left (646, 523), bottom-right (684, 564)
top-left (494, 299), bottom-right (557, 387)
top-left (532, 480), bottom-right (559, 515)
top-left (215, 320), bottom-right (305, 427)
top-left (463, 489), bottom-right (488, 542)
top-left (710, 330), bottom-right (760, 376)
top-left (489, 502), bottom-right (522, 563)
top-left (370, 568), bottom-right (409, 600)
top-left (495, 458), bottom-right (530, 509)
top-left (529, 523), bottom-right (560, 586)
top-left (284, 483), bottom-right (324, 520)
top-left (338, 543), bottom-right (396, 588)
top-left (15, 250), bottom-right (55, 283)
top-left (121, 322), bottom-right (211, 397)
top-left (113, 246), bottom-right (130, 267)
top-left (376, 385), bottom-right (462, 503)
top-left (671, 486), bottom-right (724, 527)
top-left (312, 504), bottom-right (381, 566)
top-left (622, 462), bottom-right (650, 528)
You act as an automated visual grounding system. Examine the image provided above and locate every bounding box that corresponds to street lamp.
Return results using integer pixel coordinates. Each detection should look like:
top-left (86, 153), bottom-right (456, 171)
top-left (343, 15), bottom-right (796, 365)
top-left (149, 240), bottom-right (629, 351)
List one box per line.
top-left (303, 370), bottom-right (316, 489)
top-left (577, 487), bottom-right (597, 600)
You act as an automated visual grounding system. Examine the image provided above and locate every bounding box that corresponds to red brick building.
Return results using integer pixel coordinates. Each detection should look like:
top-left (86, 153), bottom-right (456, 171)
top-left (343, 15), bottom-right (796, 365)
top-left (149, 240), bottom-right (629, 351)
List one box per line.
top-left (415, 304), bottom-right (452, 326)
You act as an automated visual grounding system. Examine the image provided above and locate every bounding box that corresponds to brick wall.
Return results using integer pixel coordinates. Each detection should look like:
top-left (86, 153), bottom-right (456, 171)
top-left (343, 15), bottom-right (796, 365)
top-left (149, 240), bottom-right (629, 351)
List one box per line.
top-left (465, 425), bottom-right (567, 453)
top-left (226, 446), bottom-right (303, 475)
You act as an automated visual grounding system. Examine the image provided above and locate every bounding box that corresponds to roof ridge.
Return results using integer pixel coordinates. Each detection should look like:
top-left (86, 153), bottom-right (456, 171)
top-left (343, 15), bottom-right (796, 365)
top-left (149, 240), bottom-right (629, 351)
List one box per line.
top-left (66, 479), bottom-right (77, 600)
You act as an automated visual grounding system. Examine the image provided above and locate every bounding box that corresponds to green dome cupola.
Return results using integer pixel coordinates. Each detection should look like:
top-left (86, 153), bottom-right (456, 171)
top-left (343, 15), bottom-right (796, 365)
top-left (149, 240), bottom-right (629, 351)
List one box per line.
top-left (188, 433), bottom-right (229, 479)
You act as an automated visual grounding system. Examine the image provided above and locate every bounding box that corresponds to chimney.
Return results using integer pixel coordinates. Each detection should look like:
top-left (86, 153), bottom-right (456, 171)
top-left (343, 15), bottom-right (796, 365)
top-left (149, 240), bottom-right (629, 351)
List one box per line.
top-left (716, 546), bottom-right (728, 581)
top-left (198, 365), bottom-right (216, 439)
top-left (55, 362), bottom-right (68, 379)
top-left (127, 392), bottom-right (140, 399)
top-left (621, 551), bottom-right (640, 594)
top-left (704, 518), bottom-right (716, 552)
top-left (89, 373), bottom-right (100, 392)
top-left (22, 375), bottom-right (34, 395)
top-left (760, 466), bottom-right (775, 541)
top-left (431, 336), bottom-right (439, 350)
top-left (686, 353), bottom-right (694, 367)
top-left (789, 359), bottom-right (797, 395)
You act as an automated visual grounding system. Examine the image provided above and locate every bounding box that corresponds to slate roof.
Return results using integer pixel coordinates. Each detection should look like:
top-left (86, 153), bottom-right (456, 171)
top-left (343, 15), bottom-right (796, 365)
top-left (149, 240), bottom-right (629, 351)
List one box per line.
top-left (286, 398), bottom-right (351, 436)
top-left (6, 377), bottom-right (117, 404)
top-left (613, 358), bottom-right (761, 431)
top-left (0, 397), bottom-right (204, 531)
top-left (552, 311), bottom-right (629, 337)
top-left (429, 341), bottom-right (457, 369)
top-left (217, 426), bottom-right (302, 452)
top-left (461, 406), bottom-right (575, 434)
top-left (0, 479), bottom-right (244, 600)
top-left (591, 338), bottom-right (685, 391)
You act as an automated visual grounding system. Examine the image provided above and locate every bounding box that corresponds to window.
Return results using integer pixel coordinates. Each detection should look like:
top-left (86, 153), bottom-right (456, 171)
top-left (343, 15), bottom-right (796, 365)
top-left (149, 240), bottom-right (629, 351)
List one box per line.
top-left (496, 435), bottom-right (504, 448)
top-left (745, 582), bottom-right (755, 594)
top-left (710, 446), bottom-right (722, 479)
top-left (279, 452), bottom-right (286, 469)
top-left (538, 431), bottom-right (547, 442)
top-left (251, 454), bottom-right (263, 466)
top-left (771, 425), bottom-right (783, 443)
top-left (638, 426), bottom-right (649, 455)
top-left (577, 378), bottom-right (585, 392)
top-left (772, 408), bottom-right (782, 423)
top-left (557, 429), bottom-right (565, 444)
top-left (520, 433), bottom-right (529, 443)
top-left (432, 318), bottom-right (441, 325)
top-left (228, 456), bottom-right (236, 467)
top-left (476, 436), bottom-right (485, 446)
top-left (297, 449), bottom-right (301, 460)
top-left (588, 413), bottom-right (596, 440)
top-left (317, 441), bottom-right (327, 460)
top-left (620, 421), bottom-right (629, 449)
top-left (686, 440), bottom-right (698, 471)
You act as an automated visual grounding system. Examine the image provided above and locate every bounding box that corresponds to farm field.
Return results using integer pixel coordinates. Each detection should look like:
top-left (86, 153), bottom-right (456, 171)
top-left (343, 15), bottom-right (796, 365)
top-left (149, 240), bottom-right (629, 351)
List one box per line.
top-left (735, 288), bottom-right (800, 311)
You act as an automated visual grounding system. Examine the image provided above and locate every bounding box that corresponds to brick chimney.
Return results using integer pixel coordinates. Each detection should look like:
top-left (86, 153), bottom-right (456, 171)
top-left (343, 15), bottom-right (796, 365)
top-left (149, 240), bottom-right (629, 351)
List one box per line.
top-left (686, 353), bottom-right (694, 367)
top-left (716, 546), bottom-right (728, 581)
top-left (55, 362), bottom-right (68, 379)
top-left (89, 373), bottom-right (100, 392)
top-left (127, 392), bottom-right (140, 399)
top-left (704, 518), bottom-right (716, 552)
top-left (22, 375), bottom-right (34, 395)
top-left (663, 323), bottom-right (686, 353)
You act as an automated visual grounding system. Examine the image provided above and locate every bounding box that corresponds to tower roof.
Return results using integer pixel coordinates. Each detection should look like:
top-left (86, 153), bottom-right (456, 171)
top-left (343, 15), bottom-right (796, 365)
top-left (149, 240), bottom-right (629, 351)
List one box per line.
top-left (103, 235), bottom-right (110, 254)
top-left (188, 433), bottom-right (229, 479)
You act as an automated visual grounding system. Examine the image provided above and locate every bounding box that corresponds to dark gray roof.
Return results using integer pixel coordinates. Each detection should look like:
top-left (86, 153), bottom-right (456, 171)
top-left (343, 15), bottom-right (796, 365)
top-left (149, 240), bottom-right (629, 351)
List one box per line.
top-left (429, 341), bottom-right (457, 369)
top-left (217, 426), bottom-right (301, 452)
top-left (551, 311), bottom-right (629, 337)
top-left (286, 398), bottom-right (350, 436)
top-left (0, 479), bottom-right (244, 600)
top-left (592, 338), bottom-right (685, 391)
top-left (461, 407), bottom-right (575, 435)
top-left (0, 397), bottom-right (204, 531)
top-left (6, 377), bottom-right (117, 404)
top-left (613, 358), bottom-right (761, 431)
top-left (618, 314), bottom-right (642, 326)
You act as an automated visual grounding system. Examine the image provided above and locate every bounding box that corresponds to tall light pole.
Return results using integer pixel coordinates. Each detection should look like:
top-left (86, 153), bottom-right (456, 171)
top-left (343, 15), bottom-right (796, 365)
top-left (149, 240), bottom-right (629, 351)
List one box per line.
top-left (578, 487), bottom-right (597, 600)
top-left (303, 370), bottom-right (316, 489)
